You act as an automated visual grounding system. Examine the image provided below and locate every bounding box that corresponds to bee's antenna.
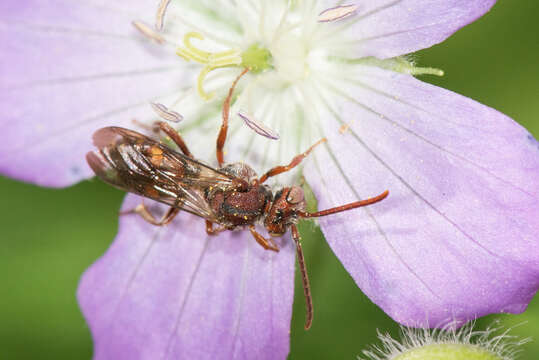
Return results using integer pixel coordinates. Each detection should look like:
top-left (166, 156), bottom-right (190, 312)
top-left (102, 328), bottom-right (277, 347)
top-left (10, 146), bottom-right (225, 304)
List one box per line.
top-left (298, 190), bottom-right (389, 218)
top-left (291, 224), bottom-right (313, 330)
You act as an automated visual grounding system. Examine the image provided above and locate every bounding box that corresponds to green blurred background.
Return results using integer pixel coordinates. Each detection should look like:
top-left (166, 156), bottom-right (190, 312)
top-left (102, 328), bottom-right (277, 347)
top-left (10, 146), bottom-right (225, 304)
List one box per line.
top-left (1, 1), bottom-right (538, 359)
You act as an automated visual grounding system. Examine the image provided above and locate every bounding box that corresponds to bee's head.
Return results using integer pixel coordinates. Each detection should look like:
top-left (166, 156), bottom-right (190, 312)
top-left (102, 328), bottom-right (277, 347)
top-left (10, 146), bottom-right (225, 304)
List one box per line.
top-left (264, 186), bottom-right (306, 236)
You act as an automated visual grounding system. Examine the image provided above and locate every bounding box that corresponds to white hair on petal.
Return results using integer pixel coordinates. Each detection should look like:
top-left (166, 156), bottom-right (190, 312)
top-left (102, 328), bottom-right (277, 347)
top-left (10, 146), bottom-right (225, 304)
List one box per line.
top-left (359, 320), bottom-right (529, 360)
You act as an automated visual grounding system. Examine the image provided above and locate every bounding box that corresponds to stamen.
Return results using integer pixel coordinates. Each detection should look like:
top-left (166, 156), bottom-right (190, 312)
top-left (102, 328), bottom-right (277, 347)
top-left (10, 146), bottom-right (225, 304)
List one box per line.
top-left (318, 4), bottom-right (359, 23)
top-left (156, 0), bottom-right (171, 31)
top-left (132, 21), bottom-right (165, 44)
top-left (150, 102), bottom-right (183, 123)
top-left (176, 32), bottom-right (242, 100)
top-left (408, 66), bottom-right (445, 77)
top-left (331, 56), bottom-right (445, 77)
top-left (238, 111), bottom-right (280, 140)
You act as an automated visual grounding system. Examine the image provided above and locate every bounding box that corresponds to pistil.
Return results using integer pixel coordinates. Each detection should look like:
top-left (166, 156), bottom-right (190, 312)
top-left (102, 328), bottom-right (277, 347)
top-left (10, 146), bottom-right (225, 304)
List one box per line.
top-left (176, 32), bottom-right (242, 100)
top-left (176, 32), bottom-right (273, 101)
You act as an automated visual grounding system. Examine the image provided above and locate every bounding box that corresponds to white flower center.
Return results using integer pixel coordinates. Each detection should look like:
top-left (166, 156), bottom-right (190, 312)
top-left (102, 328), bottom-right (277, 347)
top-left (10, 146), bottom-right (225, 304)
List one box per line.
top-left (135, 0), bottom-right (440, 184)
top-left (271, 34), bottom-right (308, 83)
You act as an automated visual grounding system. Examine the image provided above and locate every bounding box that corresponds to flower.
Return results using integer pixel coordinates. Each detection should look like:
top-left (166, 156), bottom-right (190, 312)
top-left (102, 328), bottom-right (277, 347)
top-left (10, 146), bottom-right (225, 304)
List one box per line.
top-left (1, 0), bottom-right (538, 359)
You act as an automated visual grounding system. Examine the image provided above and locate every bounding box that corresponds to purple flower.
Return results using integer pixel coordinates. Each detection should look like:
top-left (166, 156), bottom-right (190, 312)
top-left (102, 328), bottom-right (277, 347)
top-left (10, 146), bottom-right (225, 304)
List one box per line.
top-left (1, 0), bottom-right (538, 359)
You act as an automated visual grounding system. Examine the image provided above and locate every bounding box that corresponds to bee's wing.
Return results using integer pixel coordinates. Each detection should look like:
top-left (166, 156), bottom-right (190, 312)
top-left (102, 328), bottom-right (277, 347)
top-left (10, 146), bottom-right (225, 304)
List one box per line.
top-left (87, 127), bottom-right (235, 221)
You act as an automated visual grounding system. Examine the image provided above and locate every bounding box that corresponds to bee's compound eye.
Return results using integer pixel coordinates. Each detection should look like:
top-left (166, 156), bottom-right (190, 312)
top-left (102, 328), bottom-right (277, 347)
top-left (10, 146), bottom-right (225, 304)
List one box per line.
top-left (286, 186), bottom-right (304, 205)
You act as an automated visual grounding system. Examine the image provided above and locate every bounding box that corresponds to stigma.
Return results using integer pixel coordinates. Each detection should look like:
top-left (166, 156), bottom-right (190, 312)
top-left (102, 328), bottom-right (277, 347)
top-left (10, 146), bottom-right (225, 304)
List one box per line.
top-left (176, 32), bottom-right (243, 101)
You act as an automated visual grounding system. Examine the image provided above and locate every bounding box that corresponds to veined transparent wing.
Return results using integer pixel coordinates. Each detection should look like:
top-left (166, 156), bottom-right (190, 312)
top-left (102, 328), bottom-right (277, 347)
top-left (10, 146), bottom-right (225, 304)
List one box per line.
top-left (86, 127), bottom-right (236, 221)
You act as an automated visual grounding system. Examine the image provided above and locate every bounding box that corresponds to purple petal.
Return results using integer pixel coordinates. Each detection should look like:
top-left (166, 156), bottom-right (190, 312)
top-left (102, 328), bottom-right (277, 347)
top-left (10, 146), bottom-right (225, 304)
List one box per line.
top-left (78, 195), bottom-right (295, 359)
top-left (0, 0), bottom-right (188, 187)
top-left (344, 0), bottom-right (497, 58)
top-left (304, 66), bottom-right (539, 326)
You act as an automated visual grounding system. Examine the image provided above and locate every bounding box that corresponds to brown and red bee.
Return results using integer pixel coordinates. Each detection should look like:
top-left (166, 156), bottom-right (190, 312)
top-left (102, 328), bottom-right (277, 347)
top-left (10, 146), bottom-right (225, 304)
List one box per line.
top-left (86, 69), bottom-right (388, 330)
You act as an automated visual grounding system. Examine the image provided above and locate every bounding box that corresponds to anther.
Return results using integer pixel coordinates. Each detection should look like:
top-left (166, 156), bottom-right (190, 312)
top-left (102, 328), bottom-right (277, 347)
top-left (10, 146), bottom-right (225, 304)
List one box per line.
top-left (132, 21), bottom-right (165, 44)
top-left (156, 0), bottom-right (171, 31)
top-left (238, 111), bottom-right (279, 140)
top-left (150, 102), bottom-right (183, 123)
top-left (318, 4), bottom-right (359, 23)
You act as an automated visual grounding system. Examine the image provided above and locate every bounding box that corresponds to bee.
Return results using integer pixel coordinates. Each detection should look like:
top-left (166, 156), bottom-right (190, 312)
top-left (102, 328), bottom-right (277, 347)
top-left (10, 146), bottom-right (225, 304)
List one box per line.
top-left (86, 69), bottom-right (388, 330)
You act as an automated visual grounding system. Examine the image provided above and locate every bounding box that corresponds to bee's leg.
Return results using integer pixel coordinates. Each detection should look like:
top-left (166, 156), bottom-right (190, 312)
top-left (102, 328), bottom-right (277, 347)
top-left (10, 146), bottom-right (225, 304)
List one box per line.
top-left (291, 224), bottom-right (313, 330)
top-left (259, 138), bottom-right (327, 183)
top-left (205, 220), bottom-right (227, 235)
top-left (156, 121), bottom-right (192, 157)
top-left (120, 203), bottom-right (180, 226)
top-left (216, 68), bottom-right (250, 166)
top-left (248, 226), bottom-right (280, 252)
